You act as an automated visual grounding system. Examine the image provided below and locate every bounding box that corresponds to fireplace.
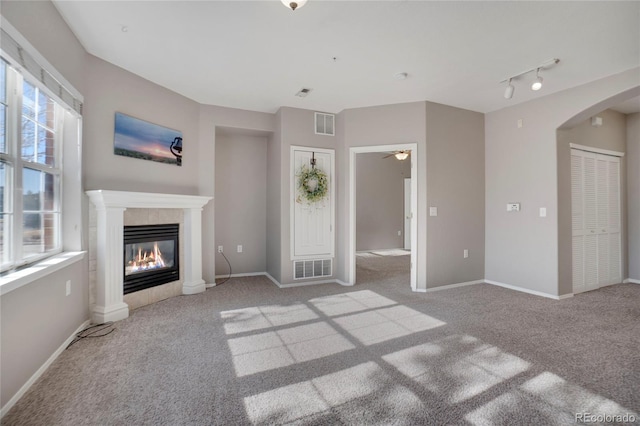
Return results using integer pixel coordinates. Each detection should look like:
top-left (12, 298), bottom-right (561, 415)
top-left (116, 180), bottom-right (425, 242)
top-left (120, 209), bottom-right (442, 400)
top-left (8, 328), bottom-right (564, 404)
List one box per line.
top-left (123, 224), bottom-right (180, 294)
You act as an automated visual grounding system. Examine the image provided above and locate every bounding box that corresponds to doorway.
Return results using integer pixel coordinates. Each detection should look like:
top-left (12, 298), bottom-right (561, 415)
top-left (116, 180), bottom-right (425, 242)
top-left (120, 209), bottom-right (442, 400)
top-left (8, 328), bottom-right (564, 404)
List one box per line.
top-left (349, 144), bottom-right (418, 291)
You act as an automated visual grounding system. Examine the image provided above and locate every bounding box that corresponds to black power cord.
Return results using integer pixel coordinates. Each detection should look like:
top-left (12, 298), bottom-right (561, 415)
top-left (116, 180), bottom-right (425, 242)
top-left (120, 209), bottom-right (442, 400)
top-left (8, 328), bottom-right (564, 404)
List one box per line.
top-left (66, 322), bottom-right (115, 349)
top-left (216, 250), bottom-right (232, 285)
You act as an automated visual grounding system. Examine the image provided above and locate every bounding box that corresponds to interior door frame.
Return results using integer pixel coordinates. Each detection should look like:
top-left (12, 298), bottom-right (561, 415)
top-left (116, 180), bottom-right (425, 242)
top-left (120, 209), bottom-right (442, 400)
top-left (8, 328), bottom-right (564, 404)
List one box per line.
top-left (404, 177), bottom-right (411, 250)
top-left (349, 143), bottom-right (418, 291)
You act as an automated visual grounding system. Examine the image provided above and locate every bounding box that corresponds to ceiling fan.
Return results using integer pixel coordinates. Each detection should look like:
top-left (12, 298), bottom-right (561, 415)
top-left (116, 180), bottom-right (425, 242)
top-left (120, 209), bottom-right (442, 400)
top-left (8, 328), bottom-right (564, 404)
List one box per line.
top-left (383, 150), bottom-right (411, 160)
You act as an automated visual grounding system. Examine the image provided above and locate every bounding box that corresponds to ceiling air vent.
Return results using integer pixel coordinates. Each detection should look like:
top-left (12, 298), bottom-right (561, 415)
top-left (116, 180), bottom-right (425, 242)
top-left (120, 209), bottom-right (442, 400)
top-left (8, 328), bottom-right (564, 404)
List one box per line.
top-left (295, 88), bottom-right (312, 98)
top-left (315, 112), bottom-right (335, 136)
top-left (294, 259), bottom-right (332, 280)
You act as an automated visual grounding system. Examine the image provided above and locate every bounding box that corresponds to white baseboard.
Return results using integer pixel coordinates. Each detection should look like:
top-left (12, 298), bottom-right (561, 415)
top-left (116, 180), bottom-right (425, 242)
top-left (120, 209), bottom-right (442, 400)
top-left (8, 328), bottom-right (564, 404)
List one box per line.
top-left (263, 272), bottom-right (281, 287)
top-left (214, 272), bottom-right (266, 279)
top-left (623, 278), bottom-right (640, 284)
top-left (1, 319), bottom-right (91, 418)
top-left (484, 280), bottom-right (567, 300)
top-left (557, 293), bottom-right (574, 299)
top-left (278, 278), bottom-right (342, 288)
top-left (263, 272), bottom-right (346, 289)
top-left (335, 279), bottom-right (352, 286)
top-left (424, 279), bottom-right (484, 293)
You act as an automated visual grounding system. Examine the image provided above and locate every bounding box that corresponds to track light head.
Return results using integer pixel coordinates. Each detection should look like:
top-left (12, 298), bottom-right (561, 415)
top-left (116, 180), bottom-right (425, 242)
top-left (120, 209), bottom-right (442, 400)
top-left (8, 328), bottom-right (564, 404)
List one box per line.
top-left (531, 69), bottom-right (543, 91)
top-left (504, 79), bottom-right (514, 99)
top-left (501, 58), bottom-right (558, 99)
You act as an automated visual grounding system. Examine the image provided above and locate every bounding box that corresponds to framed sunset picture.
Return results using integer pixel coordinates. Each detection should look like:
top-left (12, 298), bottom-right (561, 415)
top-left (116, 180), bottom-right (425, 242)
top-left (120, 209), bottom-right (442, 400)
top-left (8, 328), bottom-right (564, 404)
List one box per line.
top-left (114, 112), bottom-right (183, 166)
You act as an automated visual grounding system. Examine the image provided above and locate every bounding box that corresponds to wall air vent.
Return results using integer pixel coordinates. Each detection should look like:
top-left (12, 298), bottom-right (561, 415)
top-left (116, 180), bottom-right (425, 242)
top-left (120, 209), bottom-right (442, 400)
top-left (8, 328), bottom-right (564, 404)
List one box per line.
top-left (294, 259), bottom-right (332, 279)
top-left (315, 112), bottom-right (335, 136)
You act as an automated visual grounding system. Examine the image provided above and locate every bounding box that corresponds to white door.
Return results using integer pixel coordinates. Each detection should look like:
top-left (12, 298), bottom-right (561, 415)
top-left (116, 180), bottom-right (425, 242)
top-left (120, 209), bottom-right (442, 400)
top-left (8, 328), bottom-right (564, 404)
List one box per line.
top-left (571, 149), bottom-right (622, 293)
top-left (292, 148), bottom-right (334, 258)
top-left (404, 178), bottom-right (411, 250)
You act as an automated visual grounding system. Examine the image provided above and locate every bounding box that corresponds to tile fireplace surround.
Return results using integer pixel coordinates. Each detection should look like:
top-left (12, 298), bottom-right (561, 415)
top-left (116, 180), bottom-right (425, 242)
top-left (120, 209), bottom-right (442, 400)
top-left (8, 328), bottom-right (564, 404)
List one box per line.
top-left (86, 190), bottom-right (212, 323)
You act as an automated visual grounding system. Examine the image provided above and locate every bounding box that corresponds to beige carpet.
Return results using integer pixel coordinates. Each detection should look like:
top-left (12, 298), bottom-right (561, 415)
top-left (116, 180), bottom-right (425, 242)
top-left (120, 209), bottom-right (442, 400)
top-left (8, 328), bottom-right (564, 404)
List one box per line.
top-left (4, 255), bottom-right (639, 425)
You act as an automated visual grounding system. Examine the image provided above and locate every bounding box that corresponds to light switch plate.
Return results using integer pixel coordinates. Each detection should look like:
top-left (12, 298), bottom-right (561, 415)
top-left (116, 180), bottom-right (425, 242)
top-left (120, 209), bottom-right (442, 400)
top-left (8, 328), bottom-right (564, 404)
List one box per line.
top-left (429, 207), bottom-right (438, 217)
top-left (539, 207), bottom-right (547, 217)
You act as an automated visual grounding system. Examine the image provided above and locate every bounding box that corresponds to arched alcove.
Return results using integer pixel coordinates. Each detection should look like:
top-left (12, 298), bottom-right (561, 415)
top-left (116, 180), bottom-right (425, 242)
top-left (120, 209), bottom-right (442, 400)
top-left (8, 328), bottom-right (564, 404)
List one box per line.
top-left (556, 87), bottom-right (639, 295)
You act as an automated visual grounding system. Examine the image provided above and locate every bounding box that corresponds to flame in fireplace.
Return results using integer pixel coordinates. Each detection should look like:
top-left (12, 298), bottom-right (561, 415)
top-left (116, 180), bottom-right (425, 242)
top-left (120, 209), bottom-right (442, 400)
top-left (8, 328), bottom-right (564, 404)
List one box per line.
top-left (127, 242), bottom-right (166, 273)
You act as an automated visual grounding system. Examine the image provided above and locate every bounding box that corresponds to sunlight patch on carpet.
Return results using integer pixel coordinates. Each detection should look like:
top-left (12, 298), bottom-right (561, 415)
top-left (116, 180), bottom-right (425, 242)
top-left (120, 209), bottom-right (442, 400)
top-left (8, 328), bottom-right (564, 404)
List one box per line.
top-left (221, 303), bottom-right (319, 335)
top-left (244, 362), bottom-right (425, 425)
top-left (383, 334), bottom-right (530, 403)
top-left (229, 322), bottom-right (355, 377)
top-left (309, 290), bottom-right (396, 317)
top-left (335, 305), bottom-right (445, 346)
top-left (520, 372), bottom-right (638, 419)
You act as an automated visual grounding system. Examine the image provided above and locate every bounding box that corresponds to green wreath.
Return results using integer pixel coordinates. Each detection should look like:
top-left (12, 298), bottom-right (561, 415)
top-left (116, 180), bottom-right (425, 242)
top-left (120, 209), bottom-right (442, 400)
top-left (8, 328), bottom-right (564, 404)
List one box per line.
top-left (296, 165), bottom-right (328, 204)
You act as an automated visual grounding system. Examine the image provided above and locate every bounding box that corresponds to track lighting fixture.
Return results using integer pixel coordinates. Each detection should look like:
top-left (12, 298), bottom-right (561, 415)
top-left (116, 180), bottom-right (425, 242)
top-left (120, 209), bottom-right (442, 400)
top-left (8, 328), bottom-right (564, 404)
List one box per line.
top-left (531, 69), bottom-right (543, 91)
top-left (504, 78), bottom-right (514, 99)
top-left (500, 58), bottom-right (559, 99)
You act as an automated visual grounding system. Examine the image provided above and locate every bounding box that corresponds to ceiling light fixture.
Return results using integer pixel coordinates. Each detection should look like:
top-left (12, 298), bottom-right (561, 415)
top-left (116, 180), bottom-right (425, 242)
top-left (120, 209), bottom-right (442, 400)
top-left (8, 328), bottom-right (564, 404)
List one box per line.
top-left (500, 58), bottom-right (559, 99)
top-left (394, 151), bottom-right (409, 161)
top-left (504, 78), bottom-right (514, 99)
top-left (281, 0), bottom-right (307, 11)
top-left (394, 72), bottom-right (408, 80)
top-left (531, 68), bottom-right (543, 91)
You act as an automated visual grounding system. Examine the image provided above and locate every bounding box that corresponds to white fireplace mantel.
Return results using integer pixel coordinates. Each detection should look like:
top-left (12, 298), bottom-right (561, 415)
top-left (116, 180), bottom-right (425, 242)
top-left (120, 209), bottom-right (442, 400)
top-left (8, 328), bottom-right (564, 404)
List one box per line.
top-left (86, 190), bottom-right (213, 323)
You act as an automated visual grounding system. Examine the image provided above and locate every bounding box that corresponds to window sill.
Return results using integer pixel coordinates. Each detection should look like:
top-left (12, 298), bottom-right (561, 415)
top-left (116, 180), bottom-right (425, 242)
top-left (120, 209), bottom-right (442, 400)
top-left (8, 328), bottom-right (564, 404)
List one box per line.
top-left (0, 251), bottom-right (86, 296)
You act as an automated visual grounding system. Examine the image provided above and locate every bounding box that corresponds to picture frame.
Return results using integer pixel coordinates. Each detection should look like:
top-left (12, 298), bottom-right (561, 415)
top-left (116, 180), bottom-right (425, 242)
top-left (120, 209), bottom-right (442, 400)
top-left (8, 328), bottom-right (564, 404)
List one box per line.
top-left (113, 112), bottom-right (183, 166)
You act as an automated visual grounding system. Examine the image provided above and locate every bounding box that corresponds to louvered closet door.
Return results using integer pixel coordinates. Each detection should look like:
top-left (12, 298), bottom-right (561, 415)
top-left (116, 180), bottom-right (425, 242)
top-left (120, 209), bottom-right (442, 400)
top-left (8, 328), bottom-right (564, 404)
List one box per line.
top-left (596, 157), bottom-right (610, 287)
top-left (571, 149), bottom-right (622, 293)
top-left (571, 152), bottom-right (586, 293)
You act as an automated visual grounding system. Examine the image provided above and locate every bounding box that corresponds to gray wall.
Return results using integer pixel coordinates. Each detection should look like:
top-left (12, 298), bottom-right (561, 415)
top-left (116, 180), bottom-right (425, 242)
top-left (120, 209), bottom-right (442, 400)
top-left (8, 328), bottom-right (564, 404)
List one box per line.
top-left (342, 101), bottom-right (485, 289)
top-left (1, 259), bottom-right (88, 408)
top-left (557, 110), bottom-right (628, 294)
top-left (83, 55), bottom-right (201, 195)
top-left (628, 113), bottom-right (640, 280)
top-left (198, 106), bottom-right (275, 284)
top-left (425, 102), bottom-right (485, 287)
top-left (278, 107), bottom-right (338, 285)
top-left (1, 0), bottom-right (87, 93)
top-left (341, 102), bottom-right (428, 288)
top-left (356, 153), bottom-right (411, 251)
top-left (214, 132), bottom-right (268, 275)
top-left (486, 68), bottom-right (638, 297)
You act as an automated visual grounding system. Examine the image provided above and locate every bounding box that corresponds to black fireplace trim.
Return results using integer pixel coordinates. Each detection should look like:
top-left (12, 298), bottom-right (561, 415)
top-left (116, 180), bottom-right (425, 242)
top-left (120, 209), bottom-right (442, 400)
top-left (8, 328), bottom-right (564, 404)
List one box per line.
top-left (123, 224), bottom-right (180, 295)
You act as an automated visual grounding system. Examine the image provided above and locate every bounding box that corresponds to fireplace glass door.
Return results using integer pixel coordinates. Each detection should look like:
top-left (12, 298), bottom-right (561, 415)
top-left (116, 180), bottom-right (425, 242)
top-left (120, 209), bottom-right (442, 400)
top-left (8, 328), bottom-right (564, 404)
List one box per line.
top-left (123, 224), bottom-right (179, 294)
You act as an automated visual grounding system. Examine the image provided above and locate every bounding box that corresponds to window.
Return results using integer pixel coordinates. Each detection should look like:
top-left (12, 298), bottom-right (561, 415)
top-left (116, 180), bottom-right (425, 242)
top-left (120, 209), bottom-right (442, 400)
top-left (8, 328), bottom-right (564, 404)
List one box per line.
top-left (0, 59), bottom-right (64, 272)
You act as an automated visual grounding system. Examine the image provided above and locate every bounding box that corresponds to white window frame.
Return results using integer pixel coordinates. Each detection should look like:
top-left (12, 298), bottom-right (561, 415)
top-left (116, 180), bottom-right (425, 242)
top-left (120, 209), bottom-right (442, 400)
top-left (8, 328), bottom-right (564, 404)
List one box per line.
top-left (0, 59), bottom-right (64, 272)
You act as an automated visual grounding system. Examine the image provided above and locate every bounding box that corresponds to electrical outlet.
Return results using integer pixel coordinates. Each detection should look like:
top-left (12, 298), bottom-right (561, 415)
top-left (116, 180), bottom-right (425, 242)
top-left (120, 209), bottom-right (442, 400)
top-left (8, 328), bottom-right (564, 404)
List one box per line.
top-left (218, 245), bottom-right (223, 253)
top-left (66, 280), bottom-right (71, 296)
top-left (463, 249), bottom-right (469, 259)
top-left (397, 230), bottom-right (401, 236)
top-left (237, 245), bottom-right (243, 253)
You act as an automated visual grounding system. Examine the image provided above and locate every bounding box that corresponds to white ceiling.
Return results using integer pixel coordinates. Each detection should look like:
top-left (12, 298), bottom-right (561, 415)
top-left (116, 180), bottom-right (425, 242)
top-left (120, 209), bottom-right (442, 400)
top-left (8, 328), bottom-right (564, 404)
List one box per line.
top-left (611, 96), bottom-right (640, 115)
top-left (52, 1), bottom-right (640, 114)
